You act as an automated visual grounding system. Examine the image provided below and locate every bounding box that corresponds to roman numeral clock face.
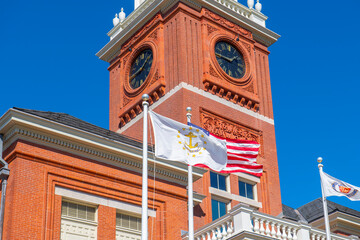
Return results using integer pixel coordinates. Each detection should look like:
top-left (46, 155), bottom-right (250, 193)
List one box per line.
top-left (129, 49), bottom-right (153, 89)
top-left (215, 41), bottom-right (245, 79)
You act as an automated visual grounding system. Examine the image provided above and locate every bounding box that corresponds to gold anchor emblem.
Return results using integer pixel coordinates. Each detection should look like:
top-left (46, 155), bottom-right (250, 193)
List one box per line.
top-left (185, 132), bottom-right (199, 149)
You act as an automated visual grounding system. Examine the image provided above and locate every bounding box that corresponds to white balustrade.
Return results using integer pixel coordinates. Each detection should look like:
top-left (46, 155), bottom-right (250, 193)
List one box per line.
top-left (182, 204), bottom-right (354, 240)
top-left (108, 0), bottom-right (268, 41)
top-left (310, 228), bottom-right (352, 240)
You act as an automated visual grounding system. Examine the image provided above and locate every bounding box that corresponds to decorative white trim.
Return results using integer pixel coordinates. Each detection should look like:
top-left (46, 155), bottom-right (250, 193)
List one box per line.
top-left (0, 108), bottom-right (208, 186)
top-left (4, 126), bottom-right (188, 184)
top-left (209, 187), bottom-right (262, 209)
top-left (118, 82), bottom-right (274, 134)
top-left (56, 186), bottom-right (157, 217)
top-left (233, 172), bottom-right (260, 184)
top-left (97, 0), bottom-right (280, 62)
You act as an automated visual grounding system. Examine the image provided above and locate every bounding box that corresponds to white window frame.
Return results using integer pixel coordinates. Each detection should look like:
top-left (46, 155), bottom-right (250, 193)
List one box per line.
top-left (210, 171), bottom-right (230, 193)
top-left (209, 172), bottom-right (262, 209)
top-left (210, 197), bottom-right (230, 220)
top-left (61, 199), bottom-right (98, 222)
top-left (61, 199), bottom-right (98, 240)
top-left (116, 211), bottom-right (142, 240)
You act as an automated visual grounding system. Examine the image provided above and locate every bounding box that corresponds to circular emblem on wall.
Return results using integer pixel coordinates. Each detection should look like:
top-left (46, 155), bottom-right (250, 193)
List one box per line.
top-left (129, 49), bottom-right (153, 89)
top-left (214, 41), bottom-right (245, 79)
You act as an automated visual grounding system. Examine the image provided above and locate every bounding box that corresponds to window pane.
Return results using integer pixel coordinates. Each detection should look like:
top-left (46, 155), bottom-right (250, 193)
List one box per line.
top-left (210, 172), bottom-right (218, 189)
top-left (239, 181), bottom-right (246, 197)
top-left (122, 214), bottom-right (130, 228)
top-left (246, 183), bottom-right (254, 200)
top-left (211, 199), bottom-right (219, 221)
top-left (219, 201), bottom-right (226, 218)
top-left (87, 206), bottom-right (96, 221)
top-left (129, 216), bottom-right (138, 230)
top-left (137, 218), bottom-right (142, 231)
top-left (116, 213), bottom-right (121, 226)
top-left (78, 204), bottom-right (87, 220)
top-left (218, 175), bottom-right (226, 191)
top-left (61, 202), bottom-right (68, 216)
top-left (68, 202), bottom-right (77, 218)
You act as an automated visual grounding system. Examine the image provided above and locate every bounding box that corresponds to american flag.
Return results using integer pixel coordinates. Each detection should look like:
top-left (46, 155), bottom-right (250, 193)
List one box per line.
top-left (188, 123), bottom-right (263, 177)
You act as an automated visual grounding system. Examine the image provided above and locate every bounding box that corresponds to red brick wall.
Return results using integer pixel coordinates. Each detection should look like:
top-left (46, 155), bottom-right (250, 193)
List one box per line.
top-left (98, 205), bottom-right (116, 239)
top-left (2, 140), bottom-right (189, 239)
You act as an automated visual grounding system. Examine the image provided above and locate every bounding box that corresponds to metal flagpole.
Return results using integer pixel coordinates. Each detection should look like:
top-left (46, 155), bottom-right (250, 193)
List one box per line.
top-left (317, 157), bottom-right (332, 240)
top-left (141, 94), bottom-right (150, 240)
top-left (186, 107), bottom-right (194, 240)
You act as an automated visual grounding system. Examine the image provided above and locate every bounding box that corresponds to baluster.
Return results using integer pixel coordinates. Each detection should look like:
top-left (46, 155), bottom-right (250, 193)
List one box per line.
top-left (265, 221), bottom-right (271, 236)
top-left (196, 237), bottom-right (201, 240)
top-left (292, 229), bottom-right (298, 240)
top-left (271, 222), bottom-right (276, 237)
top-left (281, 226), bottom-right (287, 240)
top-left (226, 221), bottom-right (233, 236)
top-left (221, 224), bottom-right (227, 238)
top-left (276, 224), bottom-right (282, 239)
top-left (259, 219), bottom-right (265, 235)
top-left (316, 234), bottom-right (321, 240)
top-left (201, 234), bottom-right (206, 240)
top-left (253, 217), bottom-right (260, 233)
top-left (211, 229), bottom-right (217, 240)
top-left (216, 226), bottom-right (222, 240)
top-left (310, 233), bottom-right (315, 240)
top-left (287, 227), bottom-right (293, 240)
top-left (206, 231), bottom-right (212, 240)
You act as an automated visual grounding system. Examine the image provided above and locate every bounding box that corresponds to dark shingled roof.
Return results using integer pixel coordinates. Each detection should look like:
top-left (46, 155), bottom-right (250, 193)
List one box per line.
top-left (13, 107), bottom-right (145, 149)
top-left (282, 204), bottom-right (301, 222)
top-left (294, 198), bottom-right (360, 223)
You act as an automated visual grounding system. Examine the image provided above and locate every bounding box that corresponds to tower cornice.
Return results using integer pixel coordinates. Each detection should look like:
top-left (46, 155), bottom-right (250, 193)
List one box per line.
top-left (96, 0), bottom-right (280, 63)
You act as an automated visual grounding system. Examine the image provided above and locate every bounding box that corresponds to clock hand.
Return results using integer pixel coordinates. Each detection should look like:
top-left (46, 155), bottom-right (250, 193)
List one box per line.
top-left (129, 55), bottom-right (151, 81)
top-left (215, 53), bottom-right (233, 62)
top-left (140, 55), bottom-right (151, 70)
top-left (129, 68), bottom-right (142, 81)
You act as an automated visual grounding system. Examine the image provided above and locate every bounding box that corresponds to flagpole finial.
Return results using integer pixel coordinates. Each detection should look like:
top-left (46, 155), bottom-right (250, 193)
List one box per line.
top-left (186, 107), bottom-right (192, 113)
top-left (317, 157), bottom-right (323, 169)
top-left (142, 94), bottom-right (149, 101)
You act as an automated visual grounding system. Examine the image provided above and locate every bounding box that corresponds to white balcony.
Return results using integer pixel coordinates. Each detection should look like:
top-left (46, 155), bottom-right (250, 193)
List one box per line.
top-left (182, 204), bottom-right (357, 240)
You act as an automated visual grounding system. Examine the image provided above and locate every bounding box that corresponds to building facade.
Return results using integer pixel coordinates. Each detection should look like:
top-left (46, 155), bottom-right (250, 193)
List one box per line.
top-left (0, 0), bottom-right (359, 240)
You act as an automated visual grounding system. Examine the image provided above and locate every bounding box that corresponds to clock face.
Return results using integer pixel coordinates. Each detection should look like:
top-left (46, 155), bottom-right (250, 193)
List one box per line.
top-left (129, 49), bottom-right (153, 89)
top-left (215, 41), bottom-right (245, 79)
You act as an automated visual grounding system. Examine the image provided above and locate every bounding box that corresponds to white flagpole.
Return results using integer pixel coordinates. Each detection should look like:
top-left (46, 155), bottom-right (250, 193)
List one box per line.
top-left (141, 94), bottom-right (150, 240)
top-left (186, 107), bottom-right (194, 240)
top-left (317, 157), bottom-right (332, 240)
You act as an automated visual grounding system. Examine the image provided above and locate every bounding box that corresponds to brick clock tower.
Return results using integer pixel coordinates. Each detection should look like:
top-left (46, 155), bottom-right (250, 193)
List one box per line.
top-left (97, 0), bottom-right (281, 227)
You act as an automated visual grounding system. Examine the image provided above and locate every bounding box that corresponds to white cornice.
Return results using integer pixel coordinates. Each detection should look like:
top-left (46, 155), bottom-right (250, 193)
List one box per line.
top-left (96, 0), bottom-right (280, 62)
top-left (310, 211), bottom-right (360, 236)
top-left (0, 108), bottom-right (206, 186)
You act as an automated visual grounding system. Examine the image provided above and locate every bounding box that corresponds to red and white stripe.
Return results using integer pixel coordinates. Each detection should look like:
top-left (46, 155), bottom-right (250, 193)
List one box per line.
top-left (196, 135), bottom-right (263, 177)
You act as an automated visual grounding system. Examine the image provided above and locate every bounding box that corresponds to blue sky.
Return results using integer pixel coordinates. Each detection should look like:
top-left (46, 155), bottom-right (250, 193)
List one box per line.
top-left (1, 0), bottom-right (359, 212)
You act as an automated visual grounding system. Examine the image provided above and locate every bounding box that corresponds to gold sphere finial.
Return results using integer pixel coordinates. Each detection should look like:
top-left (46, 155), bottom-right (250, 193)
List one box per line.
top-left (142, 94), bottom-right (149, 101)
top-left (317, 157), bottom-right (323, 163)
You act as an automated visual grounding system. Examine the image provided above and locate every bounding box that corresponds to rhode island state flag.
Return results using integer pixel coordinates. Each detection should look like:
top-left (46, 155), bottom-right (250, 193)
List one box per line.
top-left (149, 111), bottom-right (227, 172)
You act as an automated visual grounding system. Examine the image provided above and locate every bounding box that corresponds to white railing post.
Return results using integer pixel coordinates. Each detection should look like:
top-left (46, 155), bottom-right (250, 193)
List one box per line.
top-left (232, 207), bottom-right (253, 234)
top-left (297, 225), bottom-right (311, 240)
